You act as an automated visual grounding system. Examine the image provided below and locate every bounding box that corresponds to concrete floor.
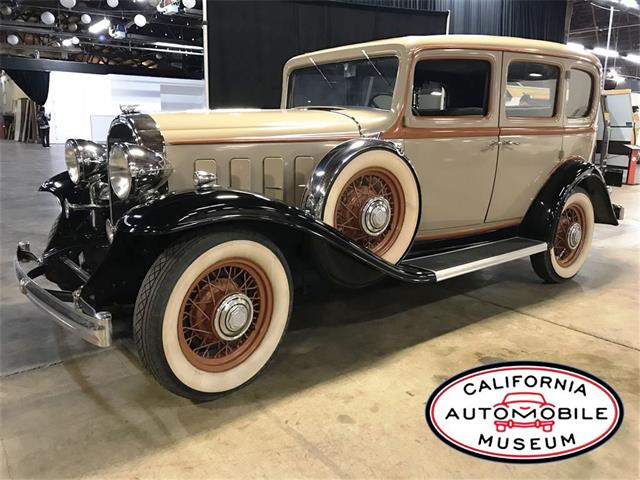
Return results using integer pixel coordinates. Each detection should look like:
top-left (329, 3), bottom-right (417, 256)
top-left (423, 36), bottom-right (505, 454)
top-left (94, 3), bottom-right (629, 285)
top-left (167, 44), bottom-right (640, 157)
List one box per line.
top-left (0, 141), bottom-right (638, 479)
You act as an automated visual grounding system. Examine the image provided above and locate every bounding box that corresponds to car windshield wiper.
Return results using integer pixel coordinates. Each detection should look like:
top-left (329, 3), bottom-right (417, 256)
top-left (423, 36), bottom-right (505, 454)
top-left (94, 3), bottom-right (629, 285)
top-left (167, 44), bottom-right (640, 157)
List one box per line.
top-left (309, 57), bottom-right (333, 89)
top-left (362, 49), bottom-right (390, 87)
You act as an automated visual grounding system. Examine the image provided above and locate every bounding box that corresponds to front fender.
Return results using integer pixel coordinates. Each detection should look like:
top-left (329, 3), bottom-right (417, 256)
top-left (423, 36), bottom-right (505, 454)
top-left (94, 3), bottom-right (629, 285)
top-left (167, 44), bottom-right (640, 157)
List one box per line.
top-left (39, 170), bottom-right (88, 205)
top-left (80, 188), bottom-right (433, 309)
top-left (520, 160), bottom-right (618, 243)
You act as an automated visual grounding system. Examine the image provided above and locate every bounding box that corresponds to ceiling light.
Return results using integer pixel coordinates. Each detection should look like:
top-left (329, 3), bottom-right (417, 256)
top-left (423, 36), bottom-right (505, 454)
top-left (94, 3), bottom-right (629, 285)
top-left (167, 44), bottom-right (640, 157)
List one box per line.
top-left (71, 36), bottom-right (80, 45)
top-left (620, 0), bottom-right (639, 8)
top-left (80, 14), bottom-right (92, 24)
top-left (59, 0), bottom-right (77, 8)
top-left (134, 14), bottom-right (147, 27)
top-left (623, 53), bottom-right (640, 64)
top-left (529, 72), bottom-right (543, 78)
top-left (107, 0), bottom-right (119, 6)
top-left (429, 91), bottom-right (443, 96)
top-left (41, 11), bottom-right (56, 25)
top-left (89, 18), bottom-right (111, 33)
top-left (153, 41), bottom-right (204, 50)
top-left (7, 34), bottom-right (20, 45)
top-left (61, 38), bottom-right (73, 47)
top-left (592, 47), bottom-right (619, 58)
top-left (566, 42), bottom-right (585, 52)
top-left (183, 0), bottom-right (196, 8)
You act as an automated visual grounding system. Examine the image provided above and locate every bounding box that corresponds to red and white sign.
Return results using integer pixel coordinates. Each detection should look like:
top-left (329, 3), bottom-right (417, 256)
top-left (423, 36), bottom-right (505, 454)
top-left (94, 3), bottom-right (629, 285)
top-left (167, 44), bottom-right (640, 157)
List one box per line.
top-left (426, 362), bottom-right (623, 463)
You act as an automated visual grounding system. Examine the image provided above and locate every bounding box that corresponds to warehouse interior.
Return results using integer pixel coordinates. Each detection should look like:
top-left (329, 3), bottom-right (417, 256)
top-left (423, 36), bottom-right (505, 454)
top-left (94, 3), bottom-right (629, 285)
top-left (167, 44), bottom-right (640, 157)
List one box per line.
top-left (0, 1), bottom-right (638, 478)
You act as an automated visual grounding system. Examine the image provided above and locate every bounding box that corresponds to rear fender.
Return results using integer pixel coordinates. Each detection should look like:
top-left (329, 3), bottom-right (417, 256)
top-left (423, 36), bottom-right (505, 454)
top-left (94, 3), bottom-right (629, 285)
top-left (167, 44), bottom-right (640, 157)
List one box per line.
top-left (520, 159), bottom-right (618, 244)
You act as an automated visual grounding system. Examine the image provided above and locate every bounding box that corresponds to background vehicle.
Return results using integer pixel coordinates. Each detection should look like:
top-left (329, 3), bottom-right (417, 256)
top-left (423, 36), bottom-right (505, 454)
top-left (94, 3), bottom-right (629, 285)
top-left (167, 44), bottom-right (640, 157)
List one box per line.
top-left (16, 35), bottom-right (622, 400)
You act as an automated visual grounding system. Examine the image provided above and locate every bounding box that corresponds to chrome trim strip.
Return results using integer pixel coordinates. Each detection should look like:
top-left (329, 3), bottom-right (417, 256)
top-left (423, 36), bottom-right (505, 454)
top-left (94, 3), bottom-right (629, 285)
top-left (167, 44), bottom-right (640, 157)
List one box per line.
top-left (15, 251), bottom-right (112, 348)
top-left (433, 241), bottom-right (548, 281)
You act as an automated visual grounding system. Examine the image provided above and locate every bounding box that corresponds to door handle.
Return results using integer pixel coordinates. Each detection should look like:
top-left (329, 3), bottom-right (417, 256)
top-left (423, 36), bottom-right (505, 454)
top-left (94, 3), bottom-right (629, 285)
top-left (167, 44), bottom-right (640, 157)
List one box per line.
top-left (488, 140), bottom-right (520, 148)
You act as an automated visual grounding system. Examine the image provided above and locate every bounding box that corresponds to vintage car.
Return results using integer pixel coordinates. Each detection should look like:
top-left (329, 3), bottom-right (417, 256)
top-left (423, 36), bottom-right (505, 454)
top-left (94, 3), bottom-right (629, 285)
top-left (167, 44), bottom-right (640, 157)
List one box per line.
top-left (493, 393), bottom-right (556, 432)
top-left (16, 35), bottom-right (623, 400)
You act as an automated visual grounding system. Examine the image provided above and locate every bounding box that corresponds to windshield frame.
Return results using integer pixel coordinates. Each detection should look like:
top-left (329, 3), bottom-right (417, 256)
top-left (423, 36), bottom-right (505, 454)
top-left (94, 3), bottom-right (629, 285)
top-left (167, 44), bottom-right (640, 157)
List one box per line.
top-left (283, 52), bottom-right (402, 112)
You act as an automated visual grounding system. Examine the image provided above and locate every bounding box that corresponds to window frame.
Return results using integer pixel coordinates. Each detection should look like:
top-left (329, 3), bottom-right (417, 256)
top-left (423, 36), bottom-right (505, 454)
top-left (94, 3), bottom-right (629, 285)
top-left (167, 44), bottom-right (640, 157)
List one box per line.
top-left (284, 54), bottom-right (401, 111)
top-left (565, 68), bottom-right (596, 120)
top-left (411, 58), bottom-right (493, 118)
top-left (499, 53), bottom-right (566, 129)
top-left (504, 60), bottom-right (562, 120)
top-left (405, 49), bottom-right (502, 130)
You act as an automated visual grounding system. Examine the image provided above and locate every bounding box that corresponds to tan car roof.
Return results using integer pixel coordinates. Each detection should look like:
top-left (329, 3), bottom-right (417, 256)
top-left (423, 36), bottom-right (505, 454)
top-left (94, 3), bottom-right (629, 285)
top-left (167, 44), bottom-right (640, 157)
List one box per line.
top-left (291, 34), bottom-right (600, 66)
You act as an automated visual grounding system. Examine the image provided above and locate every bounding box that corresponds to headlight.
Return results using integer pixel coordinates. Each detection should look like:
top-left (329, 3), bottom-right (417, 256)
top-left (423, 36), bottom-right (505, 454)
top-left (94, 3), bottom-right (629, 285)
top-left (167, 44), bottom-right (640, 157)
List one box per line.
top-left (108, 143), bottom-right (172, 201)
top-left (64, 139), bottom-right (106, 184)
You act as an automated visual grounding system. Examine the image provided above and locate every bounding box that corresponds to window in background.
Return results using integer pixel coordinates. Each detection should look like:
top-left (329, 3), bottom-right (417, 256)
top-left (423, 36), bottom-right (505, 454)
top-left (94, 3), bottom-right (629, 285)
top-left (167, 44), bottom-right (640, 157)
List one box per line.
top-left (566, 69), bottom-right (594, 118)
top-left (412, 59), bottom-right (491, 116)
top-left (505, 62), bottom-right (560, 118)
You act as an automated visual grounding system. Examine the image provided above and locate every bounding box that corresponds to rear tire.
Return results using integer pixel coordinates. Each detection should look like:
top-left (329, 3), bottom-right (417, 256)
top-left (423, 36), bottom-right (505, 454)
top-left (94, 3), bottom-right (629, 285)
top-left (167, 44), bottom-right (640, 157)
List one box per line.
top-left (134, 231), bottom-right (292, 401)
top-left (530, 188), bottom-right (594, 283)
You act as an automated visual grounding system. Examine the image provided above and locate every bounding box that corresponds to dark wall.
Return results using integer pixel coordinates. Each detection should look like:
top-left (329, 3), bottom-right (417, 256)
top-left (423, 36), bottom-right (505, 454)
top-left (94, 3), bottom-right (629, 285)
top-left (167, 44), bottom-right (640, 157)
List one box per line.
top-left (206, 1), bottom-right (448, 108)
top-left (206, 0), bottom-right (569, 109)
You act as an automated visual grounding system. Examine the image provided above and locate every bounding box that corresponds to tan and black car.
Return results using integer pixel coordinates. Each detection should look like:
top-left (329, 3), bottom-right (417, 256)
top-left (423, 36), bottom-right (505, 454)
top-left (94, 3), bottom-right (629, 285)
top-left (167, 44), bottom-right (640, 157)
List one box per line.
top-left (16, 35), bottom-right (623, 399)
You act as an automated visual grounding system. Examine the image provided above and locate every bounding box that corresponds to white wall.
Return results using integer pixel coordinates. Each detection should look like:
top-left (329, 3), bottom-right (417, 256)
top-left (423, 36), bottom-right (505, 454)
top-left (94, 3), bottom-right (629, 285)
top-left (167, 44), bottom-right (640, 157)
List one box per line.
top-left (44, 72), bottom-right (205, 144)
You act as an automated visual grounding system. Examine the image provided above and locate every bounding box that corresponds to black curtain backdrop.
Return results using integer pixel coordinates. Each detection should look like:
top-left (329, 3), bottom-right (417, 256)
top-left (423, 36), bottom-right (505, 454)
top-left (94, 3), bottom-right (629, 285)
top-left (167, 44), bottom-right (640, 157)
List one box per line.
top-left (206, 0), bottom-right (569, 109)
top-left (5, 70), bottom-right (50, 106)
top-left (207, 1), bottom-right (449, 108)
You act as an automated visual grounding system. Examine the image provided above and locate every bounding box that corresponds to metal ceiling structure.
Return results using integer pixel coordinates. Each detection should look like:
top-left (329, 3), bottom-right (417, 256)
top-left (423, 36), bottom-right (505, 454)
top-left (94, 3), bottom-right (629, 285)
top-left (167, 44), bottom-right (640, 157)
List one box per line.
top-left (0, 0), bottom-right (203, 77)
top-left (568, 0), bottom-right (640, 80)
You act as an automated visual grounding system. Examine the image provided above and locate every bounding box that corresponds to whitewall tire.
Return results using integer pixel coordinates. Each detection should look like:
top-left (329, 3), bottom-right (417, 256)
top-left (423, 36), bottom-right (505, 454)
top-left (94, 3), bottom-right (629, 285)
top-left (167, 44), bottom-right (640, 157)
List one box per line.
top-left (531, 188), bottom-right (594, 283)
top-left (134, 231), bottom-right (292, 400)
top-left (322, 149), bottom-right (420, 264)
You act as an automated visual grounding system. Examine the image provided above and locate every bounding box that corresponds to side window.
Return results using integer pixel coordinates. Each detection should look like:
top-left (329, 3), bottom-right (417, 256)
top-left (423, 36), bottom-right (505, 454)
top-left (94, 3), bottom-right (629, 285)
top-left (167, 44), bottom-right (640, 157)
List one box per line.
top-left (566, 69), bottom-right (594, 118)
top-left (505, 62), bottom-right (560, 118)
top-left (412, 59), bottom-right (491, 116)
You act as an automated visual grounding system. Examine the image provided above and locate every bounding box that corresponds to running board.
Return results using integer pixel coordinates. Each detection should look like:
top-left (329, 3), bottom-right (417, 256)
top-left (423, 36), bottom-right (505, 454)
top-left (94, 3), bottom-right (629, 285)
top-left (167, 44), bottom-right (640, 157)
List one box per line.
top-left (402, 237), bottom-right (548, 282)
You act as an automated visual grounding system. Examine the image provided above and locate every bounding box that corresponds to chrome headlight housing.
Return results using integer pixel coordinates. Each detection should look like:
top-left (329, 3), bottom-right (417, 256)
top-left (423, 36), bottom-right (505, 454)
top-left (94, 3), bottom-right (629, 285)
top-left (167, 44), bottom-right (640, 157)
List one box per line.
top-left (108, 143), bottom-right (172, 201)
top-left (64, 139), bottom-right (106, 184)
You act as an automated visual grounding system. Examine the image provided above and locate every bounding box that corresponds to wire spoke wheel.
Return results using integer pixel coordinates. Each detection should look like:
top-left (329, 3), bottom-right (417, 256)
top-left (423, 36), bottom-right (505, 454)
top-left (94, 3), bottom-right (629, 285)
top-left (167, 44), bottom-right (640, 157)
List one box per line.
top-left (178, 258), bottom-right (273, 372)
top-left (553, 204), bottom-right (587, 268)
top-left (334, 167), bottom-right (405, 256)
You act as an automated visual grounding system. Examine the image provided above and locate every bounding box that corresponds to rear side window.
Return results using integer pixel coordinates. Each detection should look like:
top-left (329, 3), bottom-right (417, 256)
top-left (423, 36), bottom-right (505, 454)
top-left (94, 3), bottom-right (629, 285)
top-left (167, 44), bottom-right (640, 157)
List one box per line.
top-left (505, 62), bottom-right (560, 118)
top-left (412, 59), bottom-right (491, 116)
top-left (566, 69), bottom-right (594, 118)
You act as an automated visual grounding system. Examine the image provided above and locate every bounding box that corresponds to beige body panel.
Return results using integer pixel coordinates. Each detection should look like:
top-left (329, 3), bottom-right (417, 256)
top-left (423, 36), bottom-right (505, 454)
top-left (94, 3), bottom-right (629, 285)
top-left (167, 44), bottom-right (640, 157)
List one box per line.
top-left (130, 35), bottom-right (601, 241)
top-left (165, 141), bottom-right (342, 204)
top-left (150, 108), bottom-right (394, 145)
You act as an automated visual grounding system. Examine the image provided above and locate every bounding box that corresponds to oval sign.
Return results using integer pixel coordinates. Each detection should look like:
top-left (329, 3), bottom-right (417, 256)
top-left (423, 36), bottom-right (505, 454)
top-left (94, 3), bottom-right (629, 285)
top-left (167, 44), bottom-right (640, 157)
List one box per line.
top-left (426, 361), bottom-right (623, 463)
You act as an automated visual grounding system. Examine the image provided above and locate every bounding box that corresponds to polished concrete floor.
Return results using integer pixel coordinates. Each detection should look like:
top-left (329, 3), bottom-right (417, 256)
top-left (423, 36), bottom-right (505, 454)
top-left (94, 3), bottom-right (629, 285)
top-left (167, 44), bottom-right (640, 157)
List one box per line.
top-left (0, 140), bottom-right (638, 478)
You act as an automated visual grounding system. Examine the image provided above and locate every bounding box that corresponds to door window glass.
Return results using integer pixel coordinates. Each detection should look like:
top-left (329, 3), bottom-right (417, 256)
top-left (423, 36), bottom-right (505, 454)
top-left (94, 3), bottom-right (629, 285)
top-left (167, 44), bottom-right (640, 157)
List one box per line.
top-left (505, 62), bottom-right (560, 117)
top-left (566, 69), bottom-right (594, 118)
top-left (412, 59), bottom-right (491, 116)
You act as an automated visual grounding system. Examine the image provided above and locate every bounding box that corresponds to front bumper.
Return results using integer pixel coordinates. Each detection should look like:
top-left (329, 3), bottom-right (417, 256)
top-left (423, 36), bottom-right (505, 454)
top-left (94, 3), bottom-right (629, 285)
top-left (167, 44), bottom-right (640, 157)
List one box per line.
top-left (15, 242), bottom-right (112, 348)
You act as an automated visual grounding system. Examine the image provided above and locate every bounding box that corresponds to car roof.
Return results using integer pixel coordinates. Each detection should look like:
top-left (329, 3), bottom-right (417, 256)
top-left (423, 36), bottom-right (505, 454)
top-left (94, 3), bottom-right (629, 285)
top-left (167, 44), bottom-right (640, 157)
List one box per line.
top-left (503, 392), bottom-right (547, 402)
top-left (292, 34), bottom-right (599, 66)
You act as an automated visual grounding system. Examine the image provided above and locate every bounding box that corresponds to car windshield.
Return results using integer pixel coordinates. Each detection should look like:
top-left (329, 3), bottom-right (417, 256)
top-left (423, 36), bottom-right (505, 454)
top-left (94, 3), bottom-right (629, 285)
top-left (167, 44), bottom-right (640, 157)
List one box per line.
top-left (287, 56), bottom-right (399, 110)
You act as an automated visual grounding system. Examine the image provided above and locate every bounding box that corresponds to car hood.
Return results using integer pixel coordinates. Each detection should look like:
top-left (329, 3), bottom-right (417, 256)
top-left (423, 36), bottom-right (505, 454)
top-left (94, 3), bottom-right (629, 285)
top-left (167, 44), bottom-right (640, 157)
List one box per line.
top-left (149, 108), bottom-right (393, 145)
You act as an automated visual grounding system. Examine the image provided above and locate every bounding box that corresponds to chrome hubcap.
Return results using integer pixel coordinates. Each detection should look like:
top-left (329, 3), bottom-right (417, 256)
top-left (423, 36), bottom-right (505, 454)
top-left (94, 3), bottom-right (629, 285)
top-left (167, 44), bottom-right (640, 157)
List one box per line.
top-left (361, 197), bottom-right (391, 236)
top-left (567, 222), bottom-right (583, 250)
top-left (213, 293), bottom-right (254, 341)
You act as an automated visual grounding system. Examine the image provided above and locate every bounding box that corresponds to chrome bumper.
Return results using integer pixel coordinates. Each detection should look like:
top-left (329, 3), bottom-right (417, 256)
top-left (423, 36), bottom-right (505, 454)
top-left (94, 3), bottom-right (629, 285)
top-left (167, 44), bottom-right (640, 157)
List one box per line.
top-left (15, 242), bottom-right (112, 348)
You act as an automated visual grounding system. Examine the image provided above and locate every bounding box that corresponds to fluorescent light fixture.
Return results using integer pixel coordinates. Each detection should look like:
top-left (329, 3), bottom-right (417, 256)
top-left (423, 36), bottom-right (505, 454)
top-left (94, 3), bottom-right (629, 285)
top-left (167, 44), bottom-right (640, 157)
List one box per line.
top-left (153, 41), bottom-right (204, 50)
top-left (623, 53), bottom-right (640, 64)
top-left (620, 0), bottom-right (639, 9)
top-left (429, 91), bottom-right (443, 96)
top-left (567, 42), bottom-right (585, 52)
top-left (529, 72), bottom-right (543, 78)
top-left (89, 18), bottom-right (111, 34)
top-left (592, 47), bottom-right (619, 58)
top-left (61, 38), bottom-right (73, 47)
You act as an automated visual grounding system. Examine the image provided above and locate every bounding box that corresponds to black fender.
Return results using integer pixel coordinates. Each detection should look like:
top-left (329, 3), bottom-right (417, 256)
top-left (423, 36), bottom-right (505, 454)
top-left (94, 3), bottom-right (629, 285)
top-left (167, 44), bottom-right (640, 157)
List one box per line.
top-left (81, 188), bottom-right (434, 309)
top-left (39, 170), bottom-right (89, 205)
top-left (302, 138), bottom-right (422, 223)
top-left (520, 159), bottom-right (618, 244)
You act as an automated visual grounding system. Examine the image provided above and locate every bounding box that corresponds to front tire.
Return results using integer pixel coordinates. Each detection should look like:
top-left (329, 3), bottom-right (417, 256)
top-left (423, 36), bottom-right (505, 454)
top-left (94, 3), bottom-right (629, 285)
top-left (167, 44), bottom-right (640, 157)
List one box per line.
top-left (530, 188), bottom-right (594, 283)
top-left (134, 231), bottom-right (292, 401)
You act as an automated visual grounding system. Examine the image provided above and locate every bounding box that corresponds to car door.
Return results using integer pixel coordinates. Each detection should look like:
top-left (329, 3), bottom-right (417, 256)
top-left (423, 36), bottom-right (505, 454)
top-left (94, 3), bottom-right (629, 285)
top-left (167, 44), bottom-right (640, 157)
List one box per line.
top-left (401, 49), bottom-right (502, 234)
top-left (485, 53), bottom-right (565, 223)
